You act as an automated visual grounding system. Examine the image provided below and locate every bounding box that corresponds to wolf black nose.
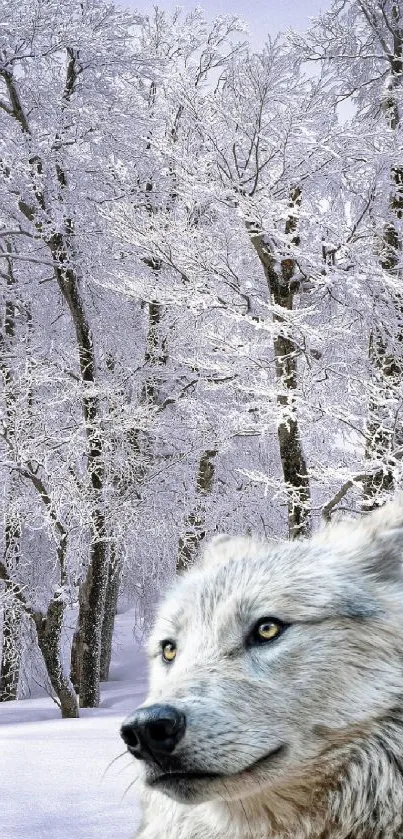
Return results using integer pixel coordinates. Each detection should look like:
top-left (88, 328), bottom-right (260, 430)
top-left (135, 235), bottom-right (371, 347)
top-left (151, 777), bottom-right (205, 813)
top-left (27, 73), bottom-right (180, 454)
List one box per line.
top-left (121, 704), bottom-right (186, 760)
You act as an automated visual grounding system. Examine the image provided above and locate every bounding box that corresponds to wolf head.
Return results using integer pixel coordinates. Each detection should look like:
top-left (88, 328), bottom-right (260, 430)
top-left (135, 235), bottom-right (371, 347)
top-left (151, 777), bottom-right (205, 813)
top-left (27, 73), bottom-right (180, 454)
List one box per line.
top-left (121, 501), bottom-right (403, 807)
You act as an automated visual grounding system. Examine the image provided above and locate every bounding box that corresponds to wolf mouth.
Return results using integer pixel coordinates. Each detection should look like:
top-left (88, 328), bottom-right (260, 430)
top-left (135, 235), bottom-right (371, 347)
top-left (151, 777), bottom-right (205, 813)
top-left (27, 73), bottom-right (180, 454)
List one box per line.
top-left (149, 770), bottom-right (220, 786)
top-left (148, 744), bottom-right (286, 787)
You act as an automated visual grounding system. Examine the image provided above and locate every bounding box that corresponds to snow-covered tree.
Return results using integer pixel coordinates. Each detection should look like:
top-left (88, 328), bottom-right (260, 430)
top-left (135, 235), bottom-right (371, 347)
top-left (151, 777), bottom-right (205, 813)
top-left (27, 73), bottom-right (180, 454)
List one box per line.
top-left (294, 0), bottom-right (403, 510)
top-left (2, 0), bottom-right (403, 715)
top-left (0, 0), bottom-right (159, 711)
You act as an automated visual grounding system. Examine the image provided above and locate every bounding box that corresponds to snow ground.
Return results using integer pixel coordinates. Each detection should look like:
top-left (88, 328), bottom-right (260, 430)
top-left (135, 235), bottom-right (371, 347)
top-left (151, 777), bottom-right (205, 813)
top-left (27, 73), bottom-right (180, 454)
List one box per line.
top-left (1, 610), bottom-right (147, 839)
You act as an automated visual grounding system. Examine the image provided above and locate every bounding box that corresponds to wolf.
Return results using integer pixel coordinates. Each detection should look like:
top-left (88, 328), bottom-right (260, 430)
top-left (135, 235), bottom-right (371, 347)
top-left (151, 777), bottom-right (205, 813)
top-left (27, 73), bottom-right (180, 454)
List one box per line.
top-left (121, 500), bottom-right (403, 838)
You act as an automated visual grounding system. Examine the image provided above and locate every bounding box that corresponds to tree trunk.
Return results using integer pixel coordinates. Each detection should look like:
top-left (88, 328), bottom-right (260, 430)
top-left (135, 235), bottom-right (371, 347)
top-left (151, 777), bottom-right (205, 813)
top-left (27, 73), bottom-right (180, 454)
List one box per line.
top-left (363, 332), bottom-right (398, 508)
top-left (35, 596), bottom-right (79, 719)
top-left (100, 544), bottom-right (121, 682)
top-left (0, 246), bottom-right (22, 700)
top-left (0, 516), bottom-right (22, 700)
top-left (177, 449), bottom-right (218, 571)
top-left (142, 299), bottom-right (168, 405)
top-left (363, 164), bottom-right (403, 509)
top-left (0, 594), bottom-right (21, 701)
top-left (70, 625), bottom-right (80, 694)
top-left (3, 53), bottom-right (108, 708)
top-left (248, 188), bottom-right (311, 538)
top-left (363, 12), bottom-right (403, 510)
top-left (48, 255), bottom-right (108, 708)
top-left (77, 513), bottom-right (108, 708)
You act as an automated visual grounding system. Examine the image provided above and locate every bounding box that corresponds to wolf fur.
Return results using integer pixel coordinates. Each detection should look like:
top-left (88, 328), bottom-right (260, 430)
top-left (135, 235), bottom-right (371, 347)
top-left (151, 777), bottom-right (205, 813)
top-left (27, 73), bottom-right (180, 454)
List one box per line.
top-left (125, 500), bottom-right (403, 838)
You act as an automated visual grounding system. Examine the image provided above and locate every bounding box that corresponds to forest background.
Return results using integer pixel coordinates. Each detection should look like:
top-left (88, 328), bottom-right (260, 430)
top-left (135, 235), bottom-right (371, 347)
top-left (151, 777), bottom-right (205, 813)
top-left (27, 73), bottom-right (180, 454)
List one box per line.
top-left (1, 0), bottom-right (403, 718)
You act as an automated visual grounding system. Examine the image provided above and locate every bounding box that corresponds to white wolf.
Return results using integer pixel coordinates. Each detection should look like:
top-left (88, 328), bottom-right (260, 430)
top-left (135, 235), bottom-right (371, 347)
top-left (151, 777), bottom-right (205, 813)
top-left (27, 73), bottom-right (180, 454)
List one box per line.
top-left (121, 500), bottom-right (403, 838)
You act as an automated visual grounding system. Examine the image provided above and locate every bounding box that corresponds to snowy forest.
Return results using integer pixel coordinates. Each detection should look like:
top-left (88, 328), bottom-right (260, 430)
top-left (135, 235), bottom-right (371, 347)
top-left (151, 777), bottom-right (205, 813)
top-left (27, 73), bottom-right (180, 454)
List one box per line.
top-left (1, 0), bottom-right (403, 723)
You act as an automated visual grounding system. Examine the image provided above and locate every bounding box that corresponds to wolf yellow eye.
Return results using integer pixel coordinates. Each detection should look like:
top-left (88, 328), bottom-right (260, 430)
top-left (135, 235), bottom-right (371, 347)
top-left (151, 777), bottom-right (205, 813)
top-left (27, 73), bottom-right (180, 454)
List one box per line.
top-left (250, 618), bottom-right (286, 645)
top-left (258, 621), bottom-right (280, 640)
top-left (162, 641), bottom-right (177, 662)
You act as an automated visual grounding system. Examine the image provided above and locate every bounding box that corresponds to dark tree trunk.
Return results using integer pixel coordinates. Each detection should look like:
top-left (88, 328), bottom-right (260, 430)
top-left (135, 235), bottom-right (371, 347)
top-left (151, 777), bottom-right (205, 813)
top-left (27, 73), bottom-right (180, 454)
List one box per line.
top-left (4, 53), bottom-right (108, 709)
top-left (76, 514), bottom-right (108, 708)
top-left (0, 595), bottom-right (21, 701)
top-left (177, 449), bottom-right (218, 571)
top-left (248, 188), bottom-right (311, 539)
top-left (363, 10), bottom-right (403, 511)
top-left (100, 544), bottom-right (121, 682)
top-left (142, 299), bottom-right (168, 405)
top-left (70, 626), bottom-right (81, 694)
top-left (363, 332), bottom-right (399, 509)
top-left (0, 519), bottom-right (22, 700)
top-left (35, 596), bottom-right (79, 719)
top-left (0, 247), bottom-right (22, 700)
top-left (47, 249), bottom-right (108, 708)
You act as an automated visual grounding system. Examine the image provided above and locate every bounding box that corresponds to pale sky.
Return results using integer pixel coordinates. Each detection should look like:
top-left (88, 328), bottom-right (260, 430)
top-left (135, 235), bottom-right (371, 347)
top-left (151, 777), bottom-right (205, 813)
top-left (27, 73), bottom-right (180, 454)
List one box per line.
top-left (124, 0), bottom-right (328, 46)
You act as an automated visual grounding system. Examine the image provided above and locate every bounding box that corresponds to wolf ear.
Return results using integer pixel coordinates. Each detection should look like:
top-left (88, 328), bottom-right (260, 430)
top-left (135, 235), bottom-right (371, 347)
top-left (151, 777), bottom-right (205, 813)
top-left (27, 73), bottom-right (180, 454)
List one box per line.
top-left (356, 499), bottom-right (403, 582)
top-left (317, 497), bottom-right (403, 583)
